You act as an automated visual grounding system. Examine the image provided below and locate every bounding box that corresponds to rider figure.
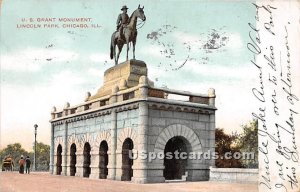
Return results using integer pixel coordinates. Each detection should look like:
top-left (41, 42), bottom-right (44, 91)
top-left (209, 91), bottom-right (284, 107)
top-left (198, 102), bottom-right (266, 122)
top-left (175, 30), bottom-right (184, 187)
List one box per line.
top-left (116, 5), bottom-right (129, 42)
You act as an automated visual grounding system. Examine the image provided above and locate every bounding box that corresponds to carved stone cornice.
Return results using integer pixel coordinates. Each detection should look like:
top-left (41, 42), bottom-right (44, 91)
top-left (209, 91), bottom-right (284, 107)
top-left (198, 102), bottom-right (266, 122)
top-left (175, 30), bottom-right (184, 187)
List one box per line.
top-left (148, 102), bottom-right (214, 114)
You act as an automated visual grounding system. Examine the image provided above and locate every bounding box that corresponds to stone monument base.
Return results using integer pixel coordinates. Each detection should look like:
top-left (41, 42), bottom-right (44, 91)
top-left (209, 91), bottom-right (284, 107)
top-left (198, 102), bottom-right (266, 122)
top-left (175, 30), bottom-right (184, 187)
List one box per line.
top-left (89, 60), bottom-right (147, 100)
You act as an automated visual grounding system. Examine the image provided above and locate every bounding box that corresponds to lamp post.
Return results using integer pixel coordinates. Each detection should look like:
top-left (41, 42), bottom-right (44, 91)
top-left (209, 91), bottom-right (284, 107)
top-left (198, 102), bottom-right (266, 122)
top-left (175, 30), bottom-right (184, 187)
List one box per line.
top-left (34, 124), bottom-right (38, 171)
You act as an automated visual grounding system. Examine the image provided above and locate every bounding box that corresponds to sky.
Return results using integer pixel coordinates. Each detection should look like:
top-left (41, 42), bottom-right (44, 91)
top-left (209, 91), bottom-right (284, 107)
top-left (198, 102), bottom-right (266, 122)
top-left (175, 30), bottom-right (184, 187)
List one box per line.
top-left (0, 0), bottom-right (256, 151)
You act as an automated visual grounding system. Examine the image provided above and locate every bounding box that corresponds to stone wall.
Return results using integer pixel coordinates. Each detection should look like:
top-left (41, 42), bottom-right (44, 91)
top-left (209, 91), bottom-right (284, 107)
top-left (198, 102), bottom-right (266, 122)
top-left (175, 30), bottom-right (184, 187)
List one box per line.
top-left (51, 103), bottom-right (140, 179)
top-left (210, 167), bottom-right (258, 183)
top-left (146, 106), bottom-right (215, 182)
top-left (51, 101), bottom-right (216, 183)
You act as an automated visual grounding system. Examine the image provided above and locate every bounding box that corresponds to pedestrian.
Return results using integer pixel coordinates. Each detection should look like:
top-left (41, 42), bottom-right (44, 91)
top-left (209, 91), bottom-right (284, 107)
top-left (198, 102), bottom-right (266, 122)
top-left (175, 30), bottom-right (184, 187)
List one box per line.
top-left (19, 155), bottom-right (25, 174)
top-left (25, 156), bottom-right (31, 174)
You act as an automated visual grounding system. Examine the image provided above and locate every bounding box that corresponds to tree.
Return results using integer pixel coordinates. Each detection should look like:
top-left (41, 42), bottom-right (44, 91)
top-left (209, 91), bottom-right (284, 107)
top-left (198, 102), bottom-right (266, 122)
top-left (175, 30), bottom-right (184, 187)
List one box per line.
top-left (35, 142), bottom-right (50, 171)
top-left (0, 142), bottom-right (50, 171)
top-left (215, 128), bottom-right (242, 168)
top-left (236, 119), bottom-right (258, 168)
top-left (215, 119), bottom-right (259, 169)
top-left (0, 143), bottom-right (32, 170)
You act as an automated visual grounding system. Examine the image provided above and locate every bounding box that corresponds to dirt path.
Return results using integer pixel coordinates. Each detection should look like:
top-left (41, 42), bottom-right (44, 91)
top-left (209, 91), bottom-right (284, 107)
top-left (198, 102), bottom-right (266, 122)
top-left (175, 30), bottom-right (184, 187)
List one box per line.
top-left (0, 172), bottom-right (258, 192)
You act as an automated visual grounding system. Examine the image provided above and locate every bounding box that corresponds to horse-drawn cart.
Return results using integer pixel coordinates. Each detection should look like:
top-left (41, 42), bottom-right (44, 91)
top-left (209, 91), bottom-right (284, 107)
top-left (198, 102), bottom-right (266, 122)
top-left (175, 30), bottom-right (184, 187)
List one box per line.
top-left (1, 156), bottom-right (14, 171)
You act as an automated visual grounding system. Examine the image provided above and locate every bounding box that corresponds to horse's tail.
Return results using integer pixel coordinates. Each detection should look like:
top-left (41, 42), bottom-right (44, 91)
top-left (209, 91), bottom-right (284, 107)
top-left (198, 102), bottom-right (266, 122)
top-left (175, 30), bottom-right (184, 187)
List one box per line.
top-left (110, 43), bottom-right (113, 59)
top-left (110, 32), bottom-right (115, 59)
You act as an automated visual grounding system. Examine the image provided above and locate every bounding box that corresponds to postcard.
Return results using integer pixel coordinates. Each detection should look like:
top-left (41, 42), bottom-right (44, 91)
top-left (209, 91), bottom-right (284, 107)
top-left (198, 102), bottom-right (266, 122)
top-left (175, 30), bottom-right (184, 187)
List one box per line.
top-left (0, 0), bottom-right (299, 192)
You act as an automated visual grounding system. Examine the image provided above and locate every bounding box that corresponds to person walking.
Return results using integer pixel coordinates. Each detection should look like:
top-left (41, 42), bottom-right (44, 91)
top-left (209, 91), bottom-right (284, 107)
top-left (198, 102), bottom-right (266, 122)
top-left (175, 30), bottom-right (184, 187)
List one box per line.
top-left (25, 156), bottom-right (31, 174)
top-left (19, 155), bottom-right (25, 174)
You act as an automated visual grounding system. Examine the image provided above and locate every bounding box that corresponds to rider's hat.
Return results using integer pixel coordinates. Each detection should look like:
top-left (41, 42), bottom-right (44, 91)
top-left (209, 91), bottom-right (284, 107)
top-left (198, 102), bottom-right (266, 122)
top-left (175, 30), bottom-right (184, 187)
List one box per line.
top-left (121, 5), bottom-right (128, 11)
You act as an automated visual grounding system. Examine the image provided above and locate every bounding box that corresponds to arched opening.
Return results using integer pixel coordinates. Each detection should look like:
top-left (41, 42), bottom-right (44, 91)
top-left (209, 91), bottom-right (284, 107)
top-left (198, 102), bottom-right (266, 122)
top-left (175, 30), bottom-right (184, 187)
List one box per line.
top-left (121, 138), bottom-right (134, 181)
top-left (70, 143), bottom-right (77, 176)
top-left (83, 142), bottom-right (91, 178)
top-left (56, 144), bottom-right (62, 175)
top-left (99, 141), bottom-right (108, 179)
top-left (163, 136), bottom-right (190, 180)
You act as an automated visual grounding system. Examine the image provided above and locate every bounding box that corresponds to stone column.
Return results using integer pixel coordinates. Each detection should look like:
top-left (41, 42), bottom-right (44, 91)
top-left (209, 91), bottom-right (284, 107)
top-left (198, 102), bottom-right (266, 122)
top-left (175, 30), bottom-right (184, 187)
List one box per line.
top-left (209, 114), bottom-right (216, 167)
top-left (89, 149), bottom-right (100, 179)
top-left (66, 154), bottom-right (70, 176)
top-left (115, 149), bottom-right (122, 181)
top-left (132, 76), bottom-right (149, 183)
top-left (109, 86), bottom-right (119, 104)
top-left (53, 155), bottom-right (57, 175)
top-left (75, 148), bottom-right (83, 177)
top-left (208, 88), bottom-right (216, 107)
top-left (62, 121), bottom-right (68, 175)
top-left (49, 124), bottom-right (54, 174)
top-left (208, 88), bottom-right (216, 167)
top-left (107, 107), bottom-right (117, 180)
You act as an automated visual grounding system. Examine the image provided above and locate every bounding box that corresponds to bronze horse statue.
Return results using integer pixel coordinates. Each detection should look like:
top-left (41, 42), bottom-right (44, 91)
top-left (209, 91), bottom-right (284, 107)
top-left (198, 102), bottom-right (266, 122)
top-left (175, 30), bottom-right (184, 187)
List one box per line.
top-left (110, 5), bottom-right (146, 65)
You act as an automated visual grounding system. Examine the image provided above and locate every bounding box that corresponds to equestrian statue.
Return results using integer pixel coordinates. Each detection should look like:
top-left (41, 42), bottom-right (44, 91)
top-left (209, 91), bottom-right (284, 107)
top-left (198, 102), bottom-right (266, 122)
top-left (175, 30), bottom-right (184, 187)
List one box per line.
top-left (110, 5), bottom-right (146, 65)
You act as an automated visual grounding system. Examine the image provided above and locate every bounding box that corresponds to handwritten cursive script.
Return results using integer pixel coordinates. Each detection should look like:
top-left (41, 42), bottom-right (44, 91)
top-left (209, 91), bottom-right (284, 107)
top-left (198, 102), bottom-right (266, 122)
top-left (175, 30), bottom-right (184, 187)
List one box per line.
top-left (248, 2), bottom-right (299, 191)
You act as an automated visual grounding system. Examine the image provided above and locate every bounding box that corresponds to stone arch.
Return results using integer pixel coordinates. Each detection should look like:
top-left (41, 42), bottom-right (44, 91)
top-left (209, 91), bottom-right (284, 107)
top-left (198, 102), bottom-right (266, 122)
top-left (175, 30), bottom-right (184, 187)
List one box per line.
top-left (117, 128), bottom-right (137, 151)
top-left (99, 140), bottom-right (109, 179)
top-left (69, 143), bottom-right (77, 176)
top-left (83, 142), bottom-right (91, 178)
top-left (121, 138), bottom-right (134, 181)
top-left (94, 131), bottom-right (111, 150)
top-left (154, 124), bottom-right (202, 153)
top-left (54, 136), bottom-right (64, 150)
top-left (163, 136), bottom-right (191, 180)
top-left (56, 144), bottom-right (62, 175)
top-left (68, 134), bottom-right (78, 148)
top-left (78, 133), bottom-right (94, 151)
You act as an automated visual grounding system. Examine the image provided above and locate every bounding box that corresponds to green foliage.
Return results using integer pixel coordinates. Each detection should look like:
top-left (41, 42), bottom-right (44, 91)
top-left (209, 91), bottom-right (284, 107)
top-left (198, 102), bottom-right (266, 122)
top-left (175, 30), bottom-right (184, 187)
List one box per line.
top-left (215, 119), bottom-right (258, 168)
top-left (215, 128), bottom-right (242, 168)
top-left (0, 143), bottom-right (32, 170)
top-left (34, 142), bottom-right (50, 171)
top-left (236, 119), bottom-right (258, 168)
top-left (0, 142), bottom-right (50, 171)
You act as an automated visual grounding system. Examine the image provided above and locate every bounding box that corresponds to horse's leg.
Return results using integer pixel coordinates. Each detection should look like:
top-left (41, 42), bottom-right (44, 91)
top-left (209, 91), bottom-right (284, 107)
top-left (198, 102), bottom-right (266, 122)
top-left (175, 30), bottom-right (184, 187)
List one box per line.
top-left (126, 41), bottom-right (129, 61)
top-left (133, 40), bottom-right (136, 60)
top-left (117, 44), bottom-right (123, 65)
top-left (124, 32), bottom-right (130, 61)
top-left (116, 46), bottom-right (119, 65)
top-left (114, 44), bottom-right (117, 65)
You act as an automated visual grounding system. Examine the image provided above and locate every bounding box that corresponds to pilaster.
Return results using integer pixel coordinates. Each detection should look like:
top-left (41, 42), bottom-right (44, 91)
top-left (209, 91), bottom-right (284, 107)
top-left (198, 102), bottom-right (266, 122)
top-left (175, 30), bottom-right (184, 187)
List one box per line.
top-left (107, 109), bottom-right (117, 180)
top-left (49, 124), bottom-right (54, 174)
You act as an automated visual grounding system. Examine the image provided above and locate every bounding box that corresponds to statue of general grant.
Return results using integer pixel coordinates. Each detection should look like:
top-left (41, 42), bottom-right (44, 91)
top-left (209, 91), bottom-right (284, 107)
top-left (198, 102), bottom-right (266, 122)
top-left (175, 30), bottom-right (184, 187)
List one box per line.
top-left (116, 5), bottom-right (129, 42)
top-left (110, 5), bottom-right (146, 65)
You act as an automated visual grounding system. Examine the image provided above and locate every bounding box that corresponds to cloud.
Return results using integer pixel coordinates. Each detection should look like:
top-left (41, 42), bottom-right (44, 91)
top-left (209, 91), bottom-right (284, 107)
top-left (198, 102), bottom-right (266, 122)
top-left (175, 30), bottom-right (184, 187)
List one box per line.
top-left (173, 31), bottom-right (201, 45)
top-left (141, 45), bottom-right (166, 58)
top-left (49, 70), bottom-right (86, 88)
top-left (1, 48), bottom-right (78, 72)
top-left (47, 70), bottom-right (93, 108)
top-left (227, 33), bottom-right (243, 50)
top-left (147, 65), bottom-right (165, 78)
top-left (1, 70), bottom-right (90, 150)
top-left (181, 60), bottom-right (256, 80)
top-left (88, 67), bottom-right (104, 76)
top-left (89, 53), bottom-right (109, 63)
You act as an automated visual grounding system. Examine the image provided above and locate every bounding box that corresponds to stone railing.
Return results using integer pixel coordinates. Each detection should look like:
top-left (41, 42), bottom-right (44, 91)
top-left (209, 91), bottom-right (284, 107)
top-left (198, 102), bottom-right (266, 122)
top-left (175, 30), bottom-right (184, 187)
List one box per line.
top-left (148, 87), bottom-right (215, 106)
top-left (51, 76), bottom-right (216, 120)
top-left (209, 166), bottom-right (258, 183)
